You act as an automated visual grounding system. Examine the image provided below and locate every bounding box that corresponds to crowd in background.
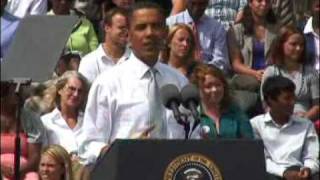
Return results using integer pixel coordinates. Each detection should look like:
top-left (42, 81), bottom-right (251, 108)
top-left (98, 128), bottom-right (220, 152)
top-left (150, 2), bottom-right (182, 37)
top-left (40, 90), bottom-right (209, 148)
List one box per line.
top-left (1, 0), bottom-right (319, 179)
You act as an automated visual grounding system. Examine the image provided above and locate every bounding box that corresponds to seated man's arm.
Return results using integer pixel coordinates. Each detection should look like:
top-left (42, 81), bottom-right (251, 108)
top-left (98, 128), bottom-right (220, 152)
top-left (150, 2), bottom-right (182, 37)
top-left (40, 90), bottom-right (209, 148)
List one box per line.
top-left (302, 123), bottom-right (319, 175)
top-left (209, 24), bottom-right (230, 74)
top-left (250, 118), bottom-right (286, 177)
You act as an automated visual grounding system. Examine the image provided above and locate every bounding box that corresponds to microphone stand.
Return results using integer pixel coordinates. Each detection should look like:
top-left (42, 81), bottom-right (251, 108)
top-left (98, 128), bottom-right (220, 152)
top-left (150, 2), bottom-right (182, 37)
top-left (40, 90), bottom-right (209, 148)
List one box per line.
top-left (189, 116), bottom-right (201, 138)
top-left (185, 101), bottom-right (201, 138)
top-left (190, 112), bottom-right (201, 135)
top-left (175, 114), bottom-right (190, 140)
top-left (182, 115), bottom-right (190, 140)
top-left (12, 78), bottom-right (31, 180)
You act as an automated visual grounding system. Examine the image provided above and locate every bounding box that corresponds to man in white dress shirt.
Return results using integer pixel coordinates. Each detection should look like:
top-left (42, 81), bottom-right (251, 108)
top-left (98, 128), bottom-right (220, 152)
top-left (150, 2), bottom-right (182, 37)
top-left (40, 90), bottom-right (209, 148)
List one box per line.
top-left (79, 2), bottom-right (188, 165)
top-left (78, 8), bottom-right (130, 84)
top-left (250, 76), bottom-right (319, 180)
top-left (166, 0), bottom-right (230, 75)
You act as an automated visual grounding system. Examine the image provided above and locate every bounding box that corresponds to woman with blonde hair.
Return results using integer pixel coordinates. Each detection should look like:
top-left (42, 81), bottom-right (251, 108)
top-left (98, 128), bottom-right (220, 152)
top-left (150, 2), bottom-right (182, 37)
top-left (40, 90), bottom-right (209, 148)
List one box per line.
top-left (161, 23), bottom-right (197, 78)
top-left (38, 145), bottom-right (73, 180)
top-left (41, 71), bottom-right (89, 159)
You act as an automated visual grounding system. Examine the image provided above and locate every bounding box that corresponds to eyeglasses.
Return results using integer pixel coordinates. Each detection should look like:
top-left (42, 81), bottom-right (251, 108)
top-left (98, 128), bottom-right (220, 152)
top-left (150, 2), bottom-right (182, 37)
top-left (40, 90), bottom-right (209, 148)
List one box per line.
top-left (64, 85), bottom-right (84, 94)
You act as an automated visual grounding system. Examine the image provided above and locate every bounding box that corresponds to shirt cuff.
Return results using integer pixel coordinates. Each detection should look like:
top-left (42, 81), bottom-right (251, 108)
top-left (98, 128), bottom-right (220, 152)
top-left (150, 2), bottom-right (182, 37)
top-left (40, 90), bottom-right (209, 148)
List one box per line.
top-left (276, 166), bottom-right (287, 177)
top-left (266, 160), bottom-right (287, 177)
top-left (304, 160), bottom-right (320, 175)
top-left (79, 141), bottom-right (107, 165)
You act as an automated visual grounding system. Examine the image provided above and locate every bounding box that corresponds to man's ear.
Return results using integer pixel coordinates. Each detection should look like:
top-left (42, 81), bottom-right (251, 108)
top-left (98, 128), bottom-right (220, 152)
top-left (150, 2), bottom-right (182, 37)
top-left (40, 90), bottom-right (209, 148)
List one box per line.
top-left (265, 96), bottom-right (275, 107)
top-left (104, 23), bottom-right (110, 33)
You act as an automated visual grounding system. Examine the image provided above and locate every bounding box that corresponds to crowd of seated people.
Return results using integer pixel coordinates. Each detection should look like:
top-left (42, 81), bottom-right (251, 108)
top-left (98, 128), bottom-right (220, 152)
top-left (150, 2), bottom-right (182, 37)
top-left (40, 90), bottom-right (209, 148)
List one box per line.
top-left (227, 0), bottom-right (278, 115)
top-left (1, 82), bottom-right (43, 180)
top-left (262, 25), bottom-right (319, 121)
top-left (1, 0), bottom-right (319, 179)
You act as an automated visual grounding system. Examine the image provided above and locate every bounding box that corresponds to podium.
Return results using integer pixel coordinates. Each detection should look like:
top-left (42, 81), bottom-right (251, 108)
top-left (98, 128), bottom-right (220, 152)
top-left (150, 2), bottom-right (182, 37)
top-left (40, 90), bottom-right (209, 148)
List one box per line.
top-left (91, 139), bottom-right (267, 180)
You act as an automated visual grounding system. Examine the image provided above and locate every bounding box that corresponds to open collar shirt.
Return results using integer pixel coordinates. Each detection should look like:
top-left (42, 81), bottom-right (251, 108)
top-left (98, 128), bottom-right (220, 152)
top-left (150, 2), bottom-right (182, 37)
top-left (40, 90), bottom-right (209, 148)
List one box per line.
top-left (79, 52), bottom-right (188, 164)
top-left (166, 10), bottom-right (230, 74)
top-left (78, 44), bottom-right (130, 84)
top-left (250, 113), bottom-right (319, 177)
top-left (41, 108), bottom-right (85, 155)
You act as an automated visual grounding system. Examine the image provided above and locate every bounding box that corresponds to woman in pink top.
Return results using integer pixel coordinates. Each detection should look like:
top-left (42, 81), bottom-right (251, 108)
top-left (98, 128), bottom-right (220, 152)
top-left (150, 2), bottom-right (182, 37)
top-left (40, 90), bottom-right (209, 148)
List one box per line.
top-left (1, 82), bottom-right (44, 180)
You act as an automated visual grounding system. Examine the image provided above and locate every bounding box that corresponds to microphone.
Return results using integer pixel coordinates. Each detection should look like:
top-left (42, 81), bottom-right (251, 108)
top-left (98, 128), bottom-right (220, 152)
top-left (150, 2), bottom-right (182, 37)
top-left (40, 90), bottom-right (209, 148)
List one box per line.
top-left (160, 84), bottom-right (183, 125)
top-left (200, 125), bottom-right (211, 139)
top-left (181, 84), bottom-right (201, 132)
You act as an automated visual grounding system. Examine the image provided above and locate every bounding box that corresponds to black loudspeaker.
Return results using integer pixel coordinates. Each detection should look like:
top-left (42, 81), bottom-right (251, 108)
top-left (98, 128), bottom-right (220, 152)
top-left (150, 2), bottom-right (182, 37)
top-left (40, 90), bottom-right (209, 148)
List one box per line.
top-left (91, 139), bottom-right (267, 180)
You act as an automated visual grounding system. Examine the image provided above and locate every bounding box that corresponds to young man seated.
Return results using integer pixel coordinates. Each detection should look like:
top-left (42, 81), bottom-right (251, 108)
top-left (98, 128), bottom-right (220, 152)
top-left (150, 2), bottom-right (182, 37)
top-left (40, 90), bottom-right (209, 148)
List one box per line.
top-left (250, 76), bottom-right (319, 180)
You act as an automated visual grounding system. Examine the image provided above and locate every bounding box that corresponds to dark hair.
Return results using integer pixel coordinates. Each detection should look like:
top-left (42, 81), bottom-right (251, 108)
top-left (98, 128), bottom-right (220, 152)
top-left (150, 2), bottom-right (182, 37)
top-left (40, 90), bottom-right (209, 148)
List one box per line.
top-left (128, 1), bottom-right (165, 22)
top-left (190, 63), bottom-right (231, 111)
top-left (0, 81), bottom-right (10, 98)
top-left (85, 0), bottom-right (115, 22)
top-left (0, 82), bottom-right (18, 115)
top-left (103, 7), bottom-right (128, 25)
top-left (269, 25), bottom-right (306, 65)
top-left (241, 4), bottom-right (277, 35)
top-left (262, 76), bottom-right (295, 105)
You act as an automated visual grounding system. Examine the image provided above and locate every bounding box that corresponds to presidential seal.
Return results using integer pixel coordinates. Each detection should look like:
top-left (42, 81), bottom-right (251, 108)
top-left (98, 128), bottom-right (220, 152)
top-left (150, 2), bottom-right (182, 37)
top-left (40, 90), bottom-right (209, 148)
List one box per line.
top-left (163, 153), bottom-right (223, 180)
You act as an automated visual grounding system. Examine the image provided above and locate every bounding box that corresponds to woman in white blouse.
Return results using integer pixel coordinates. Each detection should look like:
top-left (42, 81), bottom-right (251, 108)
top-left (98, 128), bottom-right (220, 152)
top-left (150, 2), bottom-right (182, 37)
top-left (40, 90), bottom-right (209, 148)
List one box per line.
top-left (41, 71), bottom-right (89, 159)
